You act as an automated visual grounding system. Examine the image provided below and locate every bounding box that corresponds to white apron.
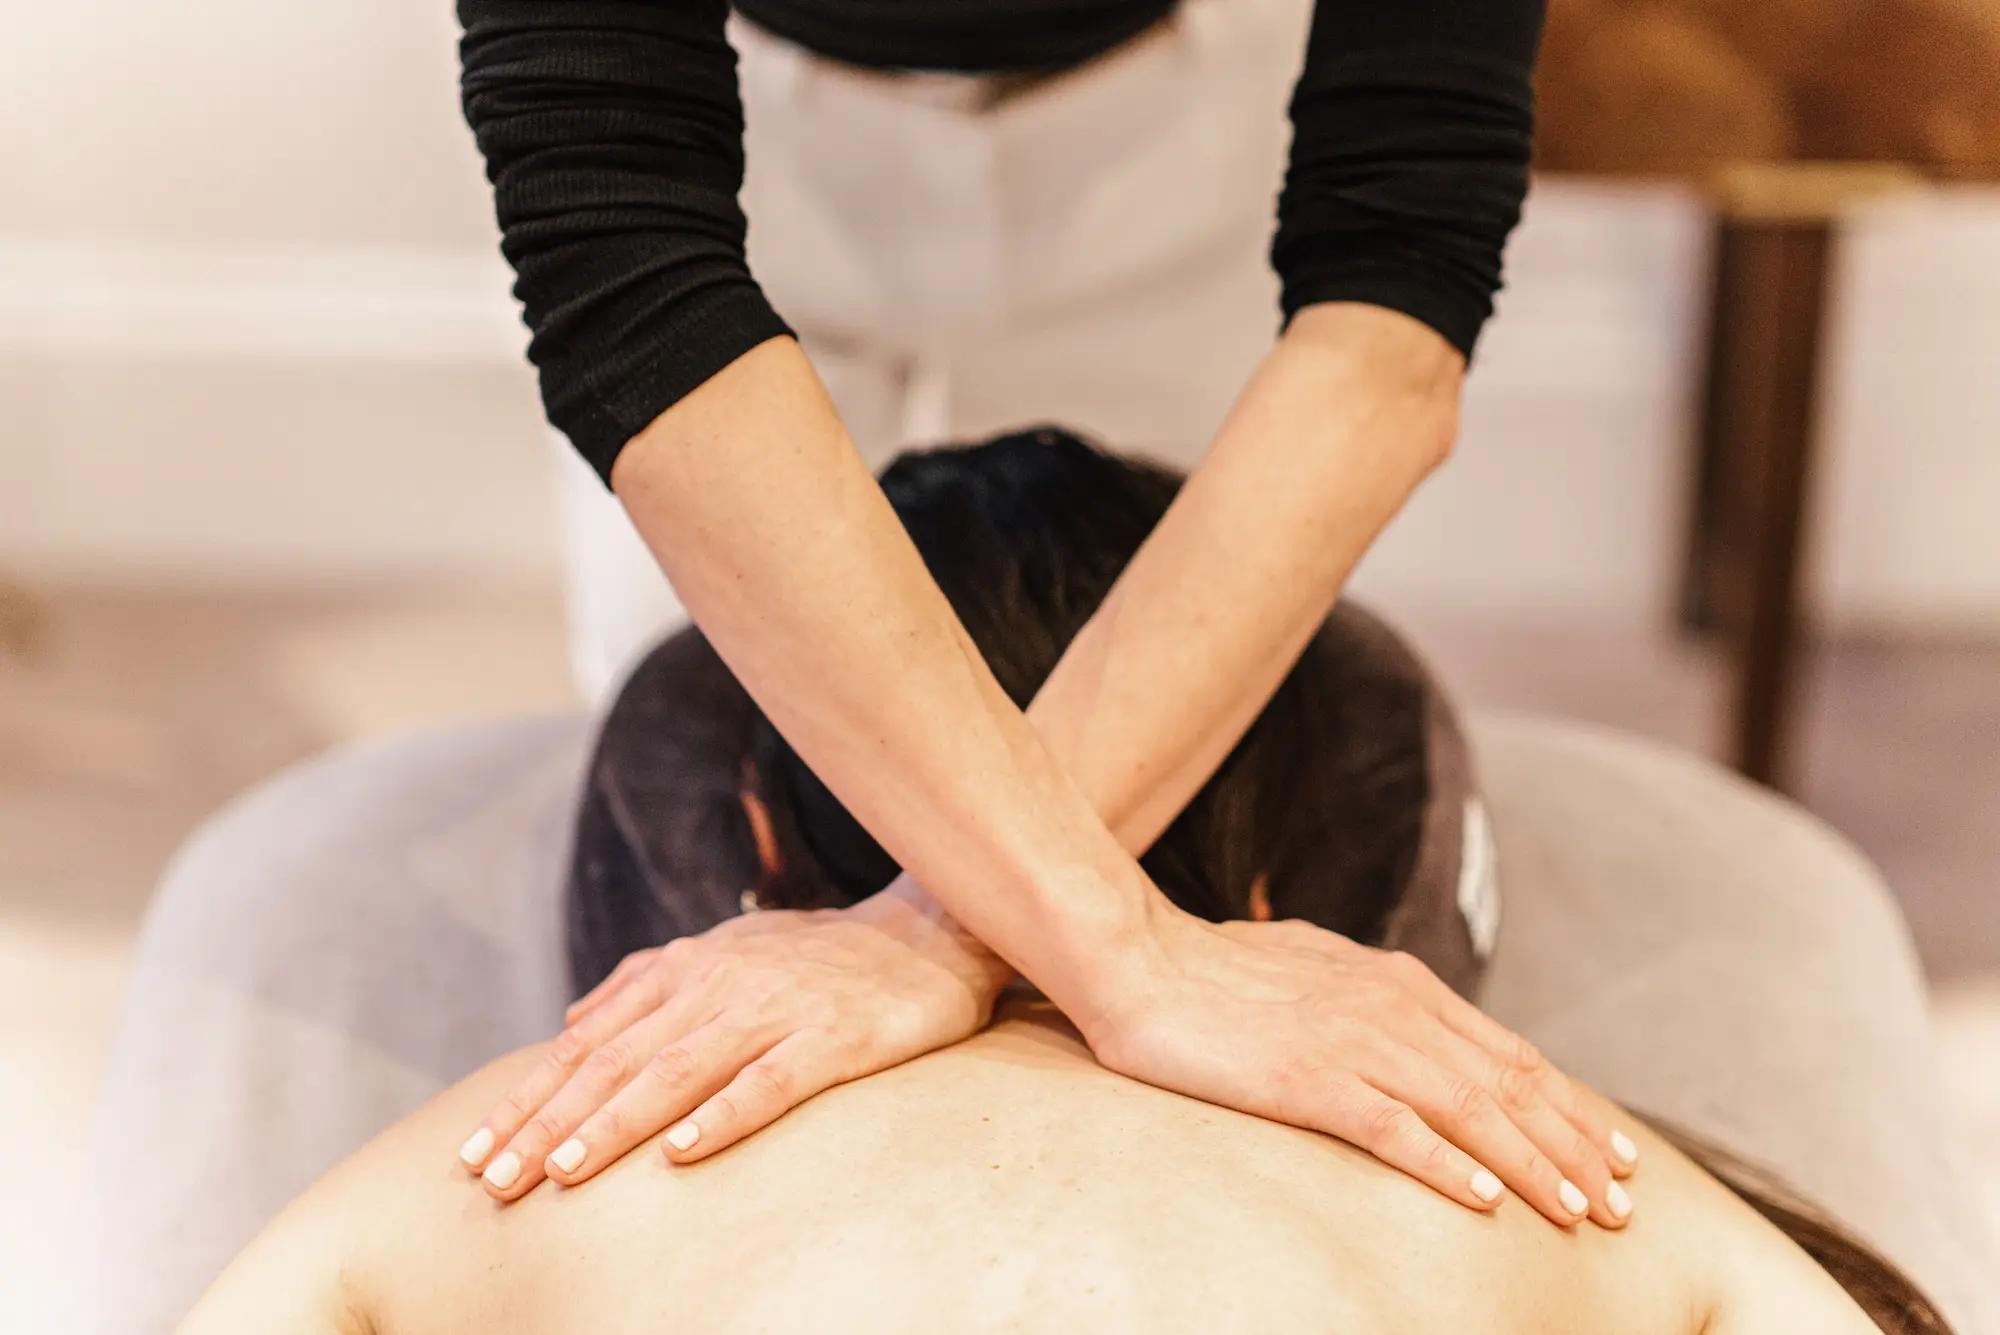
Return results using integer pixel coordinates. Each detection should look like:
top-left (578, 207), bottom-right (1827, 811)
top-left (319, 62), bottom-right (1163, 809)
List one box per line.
top-left (556, 0), bottom-right (1316, 699)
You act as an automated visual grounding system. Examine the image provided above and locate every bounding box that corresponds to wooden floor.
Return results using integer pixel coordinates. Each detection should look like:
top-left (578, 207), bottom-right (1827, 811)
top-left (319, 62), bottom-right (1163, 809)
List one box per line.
top-left (2, 583), bottom-right (1995, 1326)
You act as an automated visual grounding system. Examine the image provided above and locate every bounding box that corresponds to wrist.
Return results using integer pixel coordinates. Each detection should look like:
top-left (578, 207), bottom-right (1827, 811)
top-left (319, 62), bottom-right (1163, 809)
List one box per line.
top-left (854, 875), bottom-right (1015, 999)
top-left (1029, 873), bottom-right (1190, 1046)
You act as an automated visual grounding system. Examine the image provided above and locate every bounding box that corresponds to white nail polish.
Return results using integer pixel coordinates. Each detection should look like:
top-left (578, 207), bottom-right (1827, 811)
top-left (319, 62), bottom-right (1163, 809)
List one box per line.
top-left (1606, 1181), bottom-right (1633, 1220)
top-left (483, 1151), bottom-right (522, 1190)
top-left (1611, 1130), bottom-right (1639, 1167)
top-left (458, 1127), bottom-right (494, 1167)
top-left (665, 1121), bottom-right (700, 1151)
top-left (1470, 1169), bottom-right (1504, 1203)
top-left (549, 1138), bottom-right (587, 1174)
top-left (1558, 1179), bottom-right (1588, 1217)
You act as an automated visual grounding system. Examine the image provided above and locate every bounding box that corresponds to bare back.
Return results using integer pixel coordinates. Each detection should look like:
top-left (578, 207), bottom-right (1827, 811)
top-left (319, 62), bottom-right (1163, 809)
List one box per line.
top-left (181, 1003), bottom-right (1874, 1333)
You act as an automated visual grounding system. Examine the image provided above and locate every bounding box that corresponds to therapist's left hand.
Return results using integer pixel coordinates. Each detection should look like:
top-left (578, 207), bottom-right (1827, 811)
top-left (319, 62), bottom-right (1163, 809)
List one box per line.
top-left (456, 879), bottom-right (1015, 1200)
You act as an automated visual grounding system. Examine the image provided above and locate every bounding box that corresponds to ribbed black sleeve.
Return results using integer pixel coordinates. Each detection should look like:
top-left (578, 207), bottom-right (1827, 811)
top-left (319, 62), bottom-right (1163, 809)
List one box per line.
top-left (458, 0), bottom-right (1544, 482)
top-left (1274, 0), bottom-right (1544, 359)
top-left (458, 0), bottom-right (793, 483)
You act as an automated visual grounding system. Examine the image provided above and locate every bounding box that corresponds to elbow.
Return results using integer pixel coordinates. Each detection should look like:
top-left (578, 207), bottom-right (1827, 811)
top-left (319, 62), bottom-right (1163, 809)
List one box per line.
top-left (1387, 330), bottom-right (1465, 478)
top-left (1285, 300), bottom-right (1467, 478)
top-left (1417, 378), bottom-right (1462, 477)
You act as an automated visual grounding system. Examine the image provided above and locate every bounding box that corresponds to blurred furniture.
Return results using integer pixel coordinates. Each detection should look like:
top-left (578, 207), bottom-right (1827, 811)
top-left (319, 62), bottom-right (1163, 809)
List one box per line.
top-left (85, 713), bottom-right (1999, 1333)
top-left (1537, 0), bottom-right (2000, 788)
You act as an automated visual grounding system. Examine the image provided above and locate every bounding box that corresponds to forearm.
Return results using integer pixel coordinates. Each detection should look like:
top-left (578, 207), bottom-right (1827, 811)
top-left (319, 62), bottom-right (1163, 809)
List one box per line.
top-left (609, 337), bottom-right (1156, 1008)
top-left (1031, 302), bottom-right (1463, 856)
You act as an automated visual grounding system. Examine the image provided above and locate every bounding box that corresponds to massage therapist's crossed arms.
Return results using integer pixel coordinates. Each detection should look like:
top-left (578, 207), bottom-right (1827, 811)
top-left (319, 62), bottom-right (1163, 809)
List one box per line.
top-left (181, 437), bottom-right (1940, 1330)
top-left (448, 0), bottom-right (1638, 1224)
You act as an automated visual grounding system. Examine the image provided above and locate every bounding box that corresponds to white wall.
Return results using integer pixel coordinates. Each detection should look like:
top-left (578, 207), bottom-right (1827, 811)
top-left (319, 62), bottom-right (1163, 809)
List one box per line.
top-left (1354, 181), bottom-right (2000, 635)
top-left (1816, 194), bottom-right (2000, 632)
top-left (3, 0), bottom-right (1997, 630)
top-left (1351, 183), bottom-right (1711, 625)
top-left (0, 0), bottom-right (559, 584)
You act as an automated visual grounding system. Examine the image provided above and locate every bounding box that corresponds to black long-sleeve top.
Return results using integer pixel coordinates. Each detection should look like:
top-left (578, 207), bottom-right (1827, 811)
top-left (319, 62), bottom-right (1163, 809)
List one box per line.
top-left (458, 1), bottom-right (1544, 483)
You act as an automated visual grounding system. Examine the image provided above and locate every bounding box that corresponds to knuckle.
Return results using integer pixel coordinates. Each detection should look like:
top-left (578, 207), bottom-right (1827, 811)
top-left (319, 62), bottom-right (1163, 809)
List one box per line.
top-left (1525, 1151), bottom-right (1565, 1192)
top-left (549, 1027), bottom-right (591, 1067)
top-left (1267, 1051), bottom-right (1318, 1097)
top-left (645, 1044), bottom-right (699, 1089)
top-left (1443, 1078), bottom-right (1496, 1125)
top-left (1356, 1098), bottom-right (1419, 1149)
top-left (500, 1082), bottom-right (541, 1120)
top-left (1275, 919), bottom-right (1323, 947)
top-left (1503, 1034), bottom-right (1546, 1074)
top-left (526, 1109), bottom-right (565, 1144)
top-left (1413, 1136), bottom-right (1459, 1177)
top-left (1557, 1123), bottom-right (1600, 1169)
top-left (532, 1047), bottom-right (572, 1085)
top-left (581, 1040), bottom-right (636, 1088)
top-left (586, 1106), bottom-right (623, 1143)
top-left (739, 1062), bottom-right (791, 1106)
top-left (1494, 1063), bottom-right (1541, 1114)
top-left (1385, 950), bottom-right (1432, 983)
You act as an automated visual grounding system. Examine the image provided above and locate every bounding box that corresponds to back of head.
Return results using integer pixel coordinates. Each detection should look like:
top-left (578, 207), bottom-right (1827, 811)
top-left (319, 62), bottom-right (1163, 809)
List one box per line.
top-left (751, 426), bottom-right (1447, 948)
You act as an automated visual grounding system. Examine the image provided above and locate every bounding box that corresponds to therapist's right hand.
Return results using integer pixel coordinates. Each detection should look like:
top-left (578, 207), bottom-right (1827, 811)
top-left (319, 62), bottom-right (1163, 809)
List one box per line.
top-left (455, 878), bottom-right (1015, 1201)
top-left (1074, 907), bottom-right (1641, 1231)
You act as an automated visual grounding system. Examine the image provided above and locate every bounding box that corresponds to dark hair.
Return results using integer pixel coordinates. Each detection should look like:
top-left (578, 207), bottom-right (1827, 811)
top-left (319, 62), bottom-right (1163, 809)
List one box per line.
top-left (746, 425), bottom-right (1431, 941)
top-left (1645, 1119), bottom-right (1953, 1333)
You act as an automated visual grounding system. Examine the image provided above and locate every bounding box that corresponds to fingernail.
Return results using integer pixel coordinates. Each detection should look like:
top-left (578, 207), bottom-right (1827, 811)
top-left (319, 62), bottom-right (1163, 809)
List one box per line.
top-left (1470, 1169), bottom-right (1504, 1203)
top-left (458, 1127), bottom-right (494, 1168)
top-left (665, 1121), bottom-right (700, 1152)
top-left (483, 1151), bottom-right (522, 1190)
top-left (1558, 1179), bottom-right (1588, 1217)
top-left (1611, 1130), bottom-right (1639, 1167)
top-left (549, 1138), bottom-right (586, 1174)
top-left (1606, 1180), bottom-right (1633, 1220)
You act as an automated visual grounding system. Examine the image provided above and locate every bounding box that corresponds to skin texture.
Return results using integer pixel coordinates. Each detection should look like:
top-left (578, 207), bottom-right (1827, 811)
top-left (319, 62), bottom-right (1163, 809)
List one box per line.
top-left (185, 1006), bottom-right (1876, 1335)
top-left (462, 305), bottom-right (1635, 1224)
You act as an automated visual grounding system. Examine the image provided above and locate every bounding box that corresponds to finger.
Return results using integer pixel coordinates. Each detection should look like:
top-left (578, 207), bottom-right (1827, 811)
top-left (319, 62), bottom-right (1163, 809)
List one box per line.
top-left (565, 947), bottom-right (661, 1027)
top-left (545, 1021), bottom-right (770, 1186)
top-left (1361, 1038), bottom-right (1589, 1228)
top-left (481, 997), bottom-right (722, 1202)
top-left (457, 971), bottom-right (671, 1176)
top-left (1440, 1005), bottom-right (1640, 1181)
top-left (659, 1031), bottom-right (843, 1165)
top-left (1558, 1078), bottom-right (1642, 1181)
top-left (1501, 1054), bottom-right (1638, 1182)
top-left (1389, 952), bottom-right (1641, 1179)
top-left (1312, 1078), bottom-right (1508, 1212)
top-left (1410, 1018), bottom-right (1630, 1229)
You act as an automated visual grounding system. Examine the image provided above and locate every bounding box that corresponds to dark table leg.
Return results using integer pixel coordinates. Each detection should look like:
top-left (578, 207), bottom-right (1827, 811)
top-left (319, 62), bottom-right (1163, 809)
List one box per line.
top-left (1683, 215), bottom-right (1834, 790)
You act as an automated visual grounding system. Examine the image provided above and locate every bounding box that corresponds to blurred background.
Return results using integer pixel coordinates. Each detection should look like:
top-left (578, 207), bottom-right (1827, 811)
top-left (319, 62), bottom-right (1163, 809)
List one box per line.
top-left (3, 0), bottom-right (1997, 1326)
